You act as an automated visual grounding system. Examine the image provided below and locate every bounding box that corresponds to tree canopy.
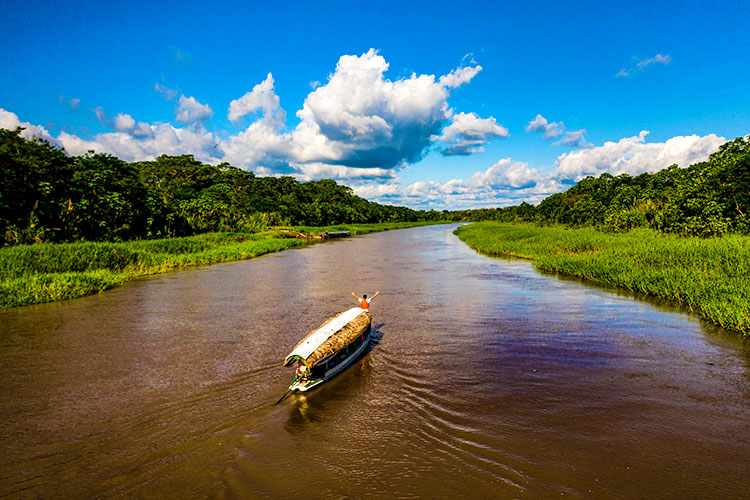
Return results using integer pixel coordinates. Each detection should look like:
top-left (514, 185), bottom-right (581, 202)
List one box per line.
top-left (1, 127), bottom-right (748, 245)
top-left (0, 128), bottom-right (447, 245)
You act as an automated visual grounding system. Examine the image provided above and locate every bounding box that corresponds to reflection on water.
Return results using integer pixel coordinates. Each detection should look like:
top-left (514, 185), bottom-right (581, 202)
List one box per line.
top-left (285, 356), bottom-right (374, 435)
top-left (0, 224), bottom-right (748, 499)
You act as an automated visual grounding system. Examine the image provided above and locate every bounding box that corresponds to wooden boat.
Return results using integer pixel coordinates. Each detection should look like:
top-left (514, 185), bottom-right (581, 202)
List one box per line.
top-left (283, 307), bottom-right (372, 391)
top-left (319, 230), bottom-right (351, 240)
top-left (325, 230), bottom-right (350, 238)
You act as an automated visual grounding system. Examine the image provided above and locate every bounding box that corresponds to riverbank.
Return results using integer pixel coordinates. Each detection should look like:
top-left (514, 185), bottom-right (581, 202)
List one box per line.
top-left (454, 222), bottom-right (750, 336)
top-left (0, 222), bottom-right (444, 309)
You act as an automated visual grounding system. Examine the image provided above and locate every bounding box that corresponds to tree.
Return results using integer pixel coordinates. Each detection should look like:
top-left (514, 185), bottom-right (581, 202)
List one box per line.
top-left (0, 128), bottom-right (74, 244)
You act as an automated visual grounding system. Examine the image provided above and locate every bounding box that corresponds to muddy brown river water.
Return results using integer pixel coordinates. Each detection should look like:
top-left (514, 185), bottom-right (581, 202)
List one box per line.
top-left (1, 224), bottom-right (748, 499)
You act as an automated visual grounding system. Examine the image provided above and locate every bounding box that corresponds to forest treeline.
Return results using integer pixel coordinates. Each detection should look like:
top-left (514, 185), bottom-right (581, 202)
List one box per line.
top-left (451, 135), bottom-right (750, 237)
top-left (1, 127), bottom-right (748, 246)
top-left (0, 128), bottom-right (449, 245)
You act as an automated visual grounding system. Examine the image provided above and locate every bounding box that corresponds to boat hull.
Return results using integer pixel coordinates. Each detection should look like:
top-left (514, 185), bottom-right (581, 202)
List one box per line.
top-left (290, 323), bottom-right (371, 392)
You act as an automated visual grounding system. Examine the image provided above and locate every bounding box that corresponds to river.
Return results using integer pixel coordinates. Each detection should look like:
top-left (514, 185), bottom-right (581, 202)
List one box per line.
top-left (0, 224), bottom-right (748, 499)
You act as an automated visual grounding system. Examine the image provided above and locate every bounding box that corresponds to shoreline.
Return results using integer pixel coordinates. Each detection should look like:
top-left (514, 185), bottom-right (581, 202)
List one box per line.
top-left (454, 222), bottom-right (750, 337)
top-left (0, 221), bottom-right (445, 309)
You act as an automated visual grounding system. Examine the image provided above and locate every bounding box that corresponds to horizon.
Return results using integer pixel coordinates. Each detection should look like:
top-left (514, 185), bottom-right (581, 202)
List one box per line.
top-left (1, 0), bottom-right (748, 210)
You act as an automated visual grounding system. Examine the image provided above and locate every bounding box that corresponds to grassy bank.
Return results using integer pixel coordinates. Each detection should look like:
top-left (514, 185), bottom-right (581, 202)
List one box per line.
top-left (0, 221), bottom-right (444, 309)
top-left (454, 222), bottom-right (750, 336)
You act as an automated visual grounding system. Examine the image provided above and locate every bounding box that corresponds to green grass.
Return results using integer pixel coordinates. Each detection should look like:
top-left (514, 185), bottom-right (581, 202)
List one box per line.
top-left (454, 222), bottom-right (750, 336)
top-left (0, 233), bottom-right (303, 308)
top-left (0, 221), bottom-right (447, 309)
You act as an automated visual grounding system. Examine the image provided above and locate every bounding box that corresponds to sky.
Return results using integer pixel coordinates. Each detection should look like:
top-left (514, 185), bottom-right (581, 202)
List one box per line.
top-left (1, 0), bottom-right (748, 210)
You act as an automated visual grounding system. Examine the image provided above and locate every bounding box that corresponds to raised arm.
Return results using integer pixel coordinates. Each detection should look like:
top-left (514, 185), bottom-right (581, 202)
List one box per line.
top-left (351, 292), bottom-right (360, 300)
top-left (371, 291), bottom-right (380, 300)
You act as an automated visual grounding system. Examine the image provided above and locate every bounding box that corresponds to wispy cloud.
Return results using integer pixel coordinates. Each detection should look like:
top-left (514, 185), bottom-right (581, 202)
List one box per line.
top-left (169, 45), bottom-right (193, 67)
top-left (553, 129), bottom-right (592, 148)
top-left (637, 53), bottom-right (672, 69)
top-left (461, 52), bottom-right (478, 66)
top-left (58, 95), bottom-right (81, 111)
top-left (438, 64), bottom-right (483, 88)
top-left (154, 83), bottom-right (178, 101)
top-left (616, 53), bottom-right (672, 78)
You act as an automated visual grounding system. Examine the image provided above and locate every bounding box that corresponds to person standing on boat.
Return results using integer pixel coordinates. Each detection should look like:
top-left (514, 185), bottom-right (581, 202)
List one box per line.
top-left (352, 291), bottom-right (379, 311)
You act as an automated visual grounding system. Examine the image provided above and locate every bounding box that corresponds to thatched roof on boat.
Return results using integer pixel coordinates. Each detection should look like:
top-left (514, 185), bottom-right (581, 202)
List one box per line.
top-left (284, 308), bottom-right (372, 368)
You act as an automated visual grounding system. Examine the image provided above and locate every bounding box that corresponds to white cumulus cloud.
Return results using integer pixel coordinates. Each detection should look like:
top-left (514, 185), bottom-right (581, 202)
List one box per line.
top-left (293, 48), bottom-right (447, 167)
top-left (56, 123), bottom-right (219, 162)
top-left (228, 73), bottom-right (285, 126)
top-left (176, 95), bottom-right (213, 123)
top-left (287, 48), bottom-right (485, 179)
top-left (352, 182), bottom-right (402, 199)
top-left (0, 108), bottom-right (56, 143)
top-left (435, 111), bottom-right (509, 156)
top-left (470, 158), bottom-right (542, 190)
top-left (113, 113), bottom-right (136, 132)
top-left (526, 114), bottom-right (564, 139)
top-left (292, 162), bottom-right (397, 181)
top-left (221, 121), bottom-right (290, 173)
top-left (368, 158), bottom-right (562, 210)
top-left (554, 130), bottom-right (725, 181)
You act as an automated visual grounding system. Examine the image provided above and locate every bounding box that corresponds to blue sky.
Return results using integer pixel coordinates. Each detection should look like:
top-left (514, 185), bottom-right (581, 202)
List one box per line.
top-left (1, 0), bottom-right (748, 209)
